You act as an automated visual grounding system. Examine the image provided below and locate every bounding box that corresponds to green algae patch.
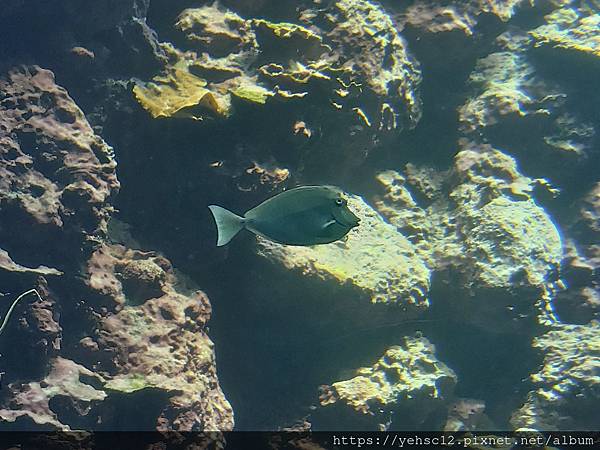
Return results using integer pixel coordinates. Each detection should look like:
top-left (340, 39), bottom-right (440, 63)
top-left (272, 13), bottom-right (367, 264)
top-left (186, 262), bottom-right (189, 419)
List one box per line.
top-left (231, 84), bottom-right (272, 104)
top-left (104, 373), bottom-right (151, 394)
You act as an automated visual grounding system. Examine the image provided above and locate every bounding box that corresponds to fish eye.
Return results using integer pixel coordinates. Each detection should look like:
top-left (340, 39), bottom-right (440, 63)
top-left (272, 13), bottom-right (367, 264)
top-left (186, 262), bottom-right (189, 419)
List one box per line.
top-left (335, 198), bottom-right (345, 206)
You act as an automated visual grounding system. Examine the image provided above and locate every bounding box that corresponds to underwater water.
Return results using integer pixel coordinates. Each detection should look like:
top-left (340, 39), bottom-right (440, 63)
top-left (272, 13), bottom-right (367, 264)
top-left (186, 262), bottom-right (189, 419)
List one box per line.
top-left (0, 0), bottom-right (598, 441)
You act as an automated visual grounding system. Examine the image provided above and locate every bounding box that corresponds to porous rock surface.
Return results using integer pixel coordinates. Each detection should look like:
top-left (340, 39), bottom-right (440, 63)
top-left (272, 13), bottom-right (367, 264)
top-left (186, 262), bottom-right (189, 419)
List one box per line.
top-left (319, 335), bottom-right (456, 430)
top-left (0, 66), bottom-right (119, 269)
top-left (85, 244), bottom-right (233, 432)
top-left (0, 66), bottom-right (232, 433)
top-left (511, 321), bottom-right (600, 430)
top-left (374, 143), bottom-right (563, 333)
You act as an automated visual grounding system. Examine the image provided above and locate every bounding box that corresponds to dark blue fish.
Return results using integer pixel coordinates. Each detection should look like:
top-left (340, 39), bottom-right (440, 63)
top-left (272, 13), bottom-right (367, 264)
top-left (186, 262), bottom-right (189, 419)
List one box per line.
top-left (208, 185), bottom-right (360, 246)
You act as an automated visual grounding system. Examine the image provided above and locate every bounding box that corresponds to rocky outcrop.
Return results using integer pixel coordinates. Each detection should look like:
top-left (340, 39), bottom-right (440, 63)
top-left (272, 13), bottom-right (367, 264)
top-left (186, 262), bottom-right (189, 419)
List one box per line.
top-left (0, 66), bottom-right (119, 270)
top-left (85, 244), bottom-right (233, 431)
top-left (373, 143), bottom-right (563, 333)
top-left (318, 335), bottom-right (456, 430)
top-left (132, 0), bottom-right (422, 175)
top-left (0, 66), bottom-right (232, 433)
top-left (530, 5), bottom-right (600, 59)
top-left (0, 357), bottom-right (106, 430)
top-left (458, 26), bottom-right (596, 189)
top-left (511, 321), bottom-right (600, 430)
top-left (0, 242), bottom-right (233, 432)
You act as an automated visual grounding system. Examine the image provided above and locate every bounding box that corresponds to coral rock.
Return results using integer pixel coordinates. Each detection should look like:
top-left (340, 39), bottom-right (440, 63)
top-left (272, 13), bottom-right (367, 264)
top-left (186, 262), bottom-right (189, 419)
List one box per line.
top-left (325, 0), bottom-right (422, 129)
top-left (531, 6), bottom-right (600, 58)
top-left (0, 357), bottom-right (106, 430)
top-left (0, 66), bottom-right (119, 267)
top-left (511, 321), bottom-right (600, 430)
top-left (85, 244), bottom-right (233, 431)
top-left (458, 31), bottom-right (595, 184)
top-left (373, 144), bottom-right (563, 332)
top-left (320, 335), bottom-right (456, 428)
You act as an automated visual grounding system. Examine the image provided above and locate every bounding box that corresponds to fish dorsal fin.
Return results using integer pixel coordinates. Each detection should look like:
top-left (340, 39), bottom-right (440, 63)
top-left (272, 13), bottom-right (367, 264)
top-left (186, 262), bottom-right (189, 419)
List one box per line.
top-left (245, 186), bottom-right (339, 220)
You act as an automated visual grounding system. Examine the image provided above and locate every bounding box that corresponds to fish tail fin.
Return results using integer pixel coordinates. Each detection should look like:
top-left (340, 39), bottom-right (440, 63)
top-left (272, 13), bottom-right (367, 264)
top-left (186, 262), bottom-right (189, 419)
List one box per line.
top-left (208, 205), bottom-right (245, 246)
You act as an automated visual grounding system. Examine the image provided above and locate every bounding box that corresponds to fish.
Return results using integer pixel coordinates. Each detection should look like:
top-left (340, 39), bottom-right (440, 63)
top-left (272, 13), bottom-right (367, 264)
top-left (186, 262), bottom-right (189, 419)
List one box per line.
top-left (208, 185), bottom-right (360, 246)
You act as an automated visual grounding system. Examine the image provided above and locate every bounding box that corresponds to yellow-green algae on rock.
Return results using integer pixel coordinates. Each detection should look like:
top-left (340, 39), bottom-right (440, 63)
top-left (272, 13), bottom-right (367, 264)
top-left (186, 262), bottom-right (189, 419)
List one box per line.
top-left (132, 0), bottom-right (422, 135)
top-left (326, 0), bottom-right (422, 127)
top-left (461, 196), bottom-right (563, 288)
top-left (320, 335), bottom-right (456, 417)
top-left (530, 6), bottom-right (600, 58)
top-left (511, 320), bottom-right (600, 430)
top-left (449, 147), bottom-right (564, 291)
top-left (132, 57), bottom-right (225, 119)
top-left (230, 84), bottom-right (272, 104)
top-left (252, 18), bottom-right (330, 57)
top-left (133, 4), bottom-right (257, 119)
top-left (256, 194), bottom-right (430, 309)
top-left (175, 6), bottom-right (256, 55)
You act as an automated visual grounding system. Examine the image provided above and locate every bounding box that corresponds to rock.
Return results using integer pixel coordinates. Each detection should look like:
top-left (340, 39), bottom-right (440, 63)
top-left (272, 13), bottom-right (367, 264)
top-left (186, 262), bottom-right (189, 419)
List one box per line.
top-left (448, 152), bottom-right (563, 333)
top-left (0, 66), bottom-right (119, 269)
top-left (0, 357), bottom-right (106, 430)
top-left (552, 180), bottom-right (600, 325)
top-left (373, 144), bottom-right (563, 332)
top-left (84, 244), bottom-right (234, 431)
top-left (132, 0), bottom-right (422, 175)
top-left (323, 0), bottom-right (422, 129)
top-left (578, 181), bottom-right (600, 248)
top-left (530, 6), bottom-right (600, 59)
top-left (0, 241), bottom-right (233, 432)
top-left (458, 29), bottom-right (596, 187)
top-left (0, 63), bottom-right (231, 433)
top-left (511, 321), bottom-right (600, 430)
top-left (456, 196), bottom-right (562, 291)
top-left (256, 193), bottom-right (430, 311)
top-left (397, 0), bottom-right (532, 74)
top-left (552, 242), bottom-right (599, 324)
top-left (0, 249), bottom-right (62, 277)
top-left (318, 334), bottom-right (456, 429)
top-left (444, 397), bottom-right (490, 432)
